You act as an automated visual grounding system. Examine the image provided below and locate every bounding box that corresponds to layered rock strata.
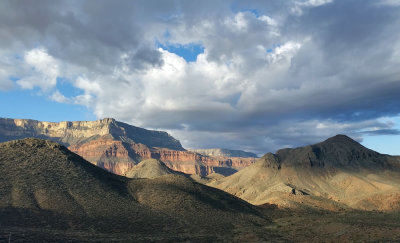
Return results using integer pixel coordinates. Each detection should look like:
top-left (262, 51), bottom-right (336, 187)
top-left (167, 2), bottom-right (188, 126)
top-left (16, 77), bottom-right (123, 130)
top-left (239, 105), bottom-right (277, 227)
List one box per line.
top-left (190, 148), bottom-right (258, 158)
top-left (0, 118), bottom-right (255, 176)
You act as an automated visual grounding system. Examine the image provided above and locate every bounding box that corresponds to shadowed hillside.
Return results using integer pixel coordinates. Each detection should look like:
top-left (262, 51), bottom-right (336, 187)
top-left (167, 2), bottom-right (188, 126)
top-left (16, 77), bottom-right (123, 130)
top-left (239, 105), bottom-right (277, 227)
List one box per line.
top-left (209, 135), bottom-right (400, 211)
top-left (0, 138), bottom-right (271, 242)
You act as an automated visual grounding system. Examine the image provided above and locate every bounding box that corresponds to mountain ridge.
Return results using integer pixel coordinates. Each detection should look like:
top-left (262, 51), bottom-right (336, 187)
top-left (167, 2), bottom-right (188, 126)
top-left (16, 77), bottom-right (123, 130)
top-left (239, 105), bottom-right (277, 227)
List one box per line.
top-left (0, 117), bottom-right (184, 150)
top-left (209, 134), bottom-right (400, 211)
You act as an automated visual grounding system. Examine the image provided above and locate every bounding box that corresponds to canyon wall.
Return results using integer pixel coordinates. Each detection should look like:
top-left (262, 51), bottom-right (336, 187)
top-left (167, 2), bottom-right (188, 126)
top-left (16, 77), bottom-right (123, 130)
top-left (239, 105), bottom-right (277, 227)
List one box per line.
top-left (0, 118), bottom-right (255, 176)
top-left (190, 148), bottom-right (258, 158)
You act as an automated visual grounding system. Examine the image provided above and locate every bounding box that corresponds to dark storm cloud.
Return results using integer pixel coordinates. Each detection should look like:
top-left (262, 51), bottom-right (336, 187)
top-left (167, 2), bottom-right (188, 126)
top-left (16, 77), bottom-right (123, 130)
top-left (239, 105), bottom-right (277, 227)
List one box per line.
top-left (0, 0), bottom-right (166, 74)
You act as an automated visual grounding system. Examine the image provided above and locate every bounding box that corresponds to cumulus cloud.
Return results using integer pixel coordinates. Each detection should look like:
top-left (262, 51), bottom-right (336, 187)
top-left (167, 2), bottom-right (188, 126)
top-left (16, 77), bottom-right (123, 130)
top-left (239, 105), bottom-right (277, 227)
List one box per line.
top-left (17, 48), bottom-right (59, 91)
top-left (0, 0), bottom-right (400, 154)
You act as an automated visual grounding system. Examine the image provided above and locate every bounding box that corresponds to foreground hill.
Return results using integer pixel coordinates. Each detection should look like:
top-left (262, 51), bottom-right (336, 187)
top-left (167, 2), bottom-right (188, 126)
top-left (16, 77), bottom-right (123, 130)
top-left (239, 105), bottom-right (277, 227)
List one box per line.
top-left (0, 138), bottom-right (270, 242)
top-left (0, 118), bottom-right (255, 176)
top-left (209, 135), bottom-right (400, 211)
top-left (124, 159), bottom-right (183, 178)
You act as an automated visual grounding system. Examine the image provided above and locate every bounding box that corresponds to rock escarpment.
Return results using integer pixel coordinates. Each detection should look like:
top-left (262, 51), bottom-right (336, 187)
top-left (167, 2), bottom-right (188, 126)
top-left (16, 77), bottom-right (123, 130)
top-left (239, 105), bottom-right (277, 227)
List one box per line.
top-left (209, 135), bottom-right (400, 211)
top-left (0, 118), bottom-right (255, 176)
top-left (190, 148), bottom-right (258, 158)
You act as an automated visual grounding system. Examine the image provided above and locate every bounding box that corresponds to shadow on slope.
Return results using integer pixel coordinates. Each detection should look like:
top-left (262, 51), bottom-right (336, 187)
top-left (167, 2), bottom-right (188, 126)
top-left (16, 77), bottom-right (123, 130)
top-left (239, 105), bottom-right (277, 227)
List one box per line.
top-left (0, 138), bottom-right (271, 242)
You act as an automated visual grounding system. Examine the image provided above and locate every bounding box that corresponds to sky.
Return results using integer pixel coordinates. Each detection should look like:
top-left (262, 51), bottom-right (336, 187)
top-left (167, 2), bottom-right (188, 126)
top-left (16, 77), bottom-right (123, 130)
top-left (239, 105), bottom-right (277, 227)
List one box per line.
top-left (0, 0), bottom-right (400, 155)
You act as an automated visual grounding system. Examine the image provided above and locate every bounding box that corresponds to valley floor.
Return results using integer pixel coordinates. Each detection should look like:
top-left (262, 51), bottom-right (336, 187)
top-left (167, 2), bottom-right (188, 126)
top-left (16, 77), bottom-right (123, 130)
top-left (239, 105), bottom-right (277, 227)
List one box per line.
top-left (1, 209), bottom-right (400, 242)
top-left (263, 208), bottom-right (400, 242)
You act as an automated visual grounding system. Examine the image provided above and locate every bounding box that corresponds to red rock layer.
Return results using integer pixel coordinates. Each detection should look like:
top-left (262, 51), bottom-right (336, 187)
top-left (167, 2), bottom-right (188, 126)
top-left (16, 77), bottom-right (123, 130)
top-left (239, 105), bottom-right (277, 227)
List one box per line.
top-left (68, 138), bottom-right (136, 175)
top-left (69, 139), bottom-right (130, 159)
top-left (68, 137), bottom-right (255, 176)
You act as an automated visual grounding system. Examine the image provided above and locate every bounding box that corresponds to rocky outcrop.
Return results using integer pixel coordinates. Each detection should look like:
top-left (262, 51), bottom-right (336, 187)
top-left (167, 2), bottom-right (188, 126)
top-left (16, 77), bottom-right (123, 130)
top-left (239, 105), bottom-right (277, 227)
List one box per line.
top-left (0, 118), bottom-right (255, 176)
top-left (190, 148), bottom-right (258, 158)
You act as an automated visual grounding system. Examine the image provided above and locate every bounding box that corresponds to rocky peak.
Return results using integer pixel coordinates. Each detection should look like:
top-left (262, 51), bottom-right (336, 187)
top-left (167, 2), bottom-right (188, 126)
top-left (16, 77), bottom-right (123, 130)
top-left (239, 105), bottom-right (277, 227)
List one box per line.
top-left (319, 134), bottom-right (364, 148)
top-left (255, 153), bottom-right (281, 169)
top-left (274, 134), bottom-right (389, 170)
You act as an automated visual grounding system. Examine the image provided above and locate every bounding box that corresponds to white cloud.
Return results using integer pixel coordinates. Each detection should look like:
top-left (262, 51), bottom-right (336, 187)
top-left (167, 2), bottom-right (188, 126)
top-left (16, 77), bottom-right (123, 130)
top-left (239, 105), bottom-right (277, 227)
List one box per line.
top-left (17, 48), bottom-right (59, 91)
top-left (50, 90), bottom-right (70, 103)
top-left (267, 41), bottom-right (302, 63)
top-left (1, 1), bottom-right (400, 154)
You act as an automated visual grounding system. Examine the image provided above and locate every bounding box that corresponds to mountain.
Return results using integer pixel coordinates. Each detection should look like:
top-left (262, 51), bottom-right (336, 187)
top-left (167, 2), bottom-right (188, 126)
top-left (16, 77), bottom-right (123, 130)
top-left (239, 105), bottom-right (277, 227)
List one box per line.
top-left (0, 138), bottom-right (270, 242)
top-left (0, 117), bottom-right (183, 149)
top-left (190, 148), bottom-right (258, 158)
top-left (209, 135), bottom-right (400, 211)
top-left (0, 118), bottom-right (255, 176)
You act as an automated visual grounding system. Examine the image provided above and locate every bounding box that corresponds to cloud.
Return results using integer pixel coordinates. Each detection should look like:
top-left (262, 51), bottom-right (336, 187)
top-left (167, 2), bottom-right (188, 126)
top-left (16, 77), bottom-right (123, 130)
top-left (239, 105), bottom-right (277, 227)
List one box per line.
top-left (16, 48), bottom-right (59, 91)
top-left (0, 0), bottom-right (400, 154)
top-left (50, 90), bottom-right (70, 103)
top-left (0, 71), bottom-right (14, 91)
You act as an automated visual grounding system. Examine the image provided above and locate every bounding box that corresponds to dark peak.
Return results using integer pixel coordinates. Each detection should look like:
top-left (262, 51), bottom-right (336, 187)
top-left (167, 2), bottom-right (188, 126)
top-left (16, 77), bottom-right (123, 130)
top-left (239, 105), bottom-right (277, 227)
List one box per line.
top-left (318, 134), bottom-right (367, 150)
top-left (270, 134), bottom-right (390, 170)
top-left (324, 134), bottom-right (357, 143)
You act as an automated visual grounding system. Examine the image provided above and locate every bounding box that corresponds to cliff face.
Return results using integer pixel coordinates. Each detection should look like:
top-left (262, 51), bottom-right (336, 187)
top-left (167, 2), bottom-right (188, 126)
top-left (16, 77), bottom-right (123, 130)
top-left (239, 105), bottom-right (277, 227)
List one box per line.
top-left (0, 118), bottom-right (254, 176)
top-left (68, 135), bottom-right (255, 176)
top-left (190, 148), bottom-right (258, 158)
top-left (0, 118), bottom-right (184, 149)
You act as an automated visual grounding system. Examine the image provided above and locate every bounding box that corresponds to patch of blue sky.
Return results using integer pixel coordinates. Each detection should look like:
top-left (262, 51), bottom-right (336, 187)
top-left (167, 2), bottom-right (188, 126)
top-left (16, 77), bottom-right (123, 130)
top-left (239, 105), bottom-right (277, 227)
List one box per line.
top-left (0, 88), bottom-right (95, 122)
top-left (13, 54), bottom-right (23, 60)
top-left (361, 115), bottom-right (400, 155)
top-left (230, 3), bottom-right (261, 17)
top-left (9, 76), bottom-right (20, 82)
top-left (242, 8), bottom-right (260, 17)
top-left (56, 77), bottom-right (83, 98)
top-left (266, 43), bottom-right (282, 53)
top-left (156, 41), bottom-right (204, 62)
top-left (163, 29), bottom-right (171, 39)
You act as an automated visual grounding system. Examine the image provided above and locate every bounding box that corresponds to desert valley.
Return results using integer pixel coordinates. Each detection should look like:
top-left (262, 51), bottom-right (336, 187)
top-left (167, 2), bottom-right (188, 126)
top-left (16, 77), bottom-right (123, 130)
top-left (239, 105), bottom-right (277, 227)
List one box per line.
top-left (1, 118), bottom-right (400, 242)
